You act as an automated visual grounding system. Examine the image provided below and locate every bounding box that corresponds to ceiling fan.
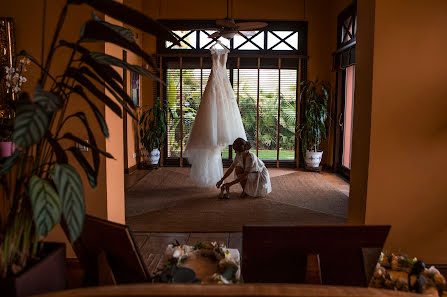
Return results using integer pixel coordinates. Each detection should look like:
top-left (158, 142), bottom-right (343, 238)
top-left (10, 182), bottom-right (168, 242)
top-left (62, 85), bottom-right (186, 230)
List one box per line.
top-left (207, 0), bottom-right (268, 40)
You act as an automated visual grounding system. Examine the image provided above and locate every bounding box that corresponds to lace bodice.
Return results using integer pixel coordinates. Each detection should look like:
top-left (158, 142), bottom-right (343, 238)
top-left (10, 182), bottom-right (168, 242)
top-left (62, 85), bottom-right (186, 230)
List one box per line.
top-left (210, 47), bottom-right (229, 70)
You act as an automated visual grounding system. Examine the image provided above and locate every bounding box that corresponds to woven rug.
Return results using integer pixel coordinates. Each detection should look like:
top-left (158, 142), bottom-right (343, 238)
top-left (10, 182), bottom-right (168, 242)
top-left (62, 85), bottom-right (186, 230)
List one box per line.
top-left (125, 168), bottom-right (348, 232)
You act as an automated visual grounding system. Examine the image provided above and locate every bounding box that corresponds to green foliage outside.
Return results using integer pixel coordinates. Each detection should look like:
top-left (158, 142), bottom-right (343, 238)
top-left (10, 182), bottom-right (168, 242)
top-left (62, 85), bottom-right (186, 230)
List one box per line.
top-left (166, 69), bottom-right (297, 160)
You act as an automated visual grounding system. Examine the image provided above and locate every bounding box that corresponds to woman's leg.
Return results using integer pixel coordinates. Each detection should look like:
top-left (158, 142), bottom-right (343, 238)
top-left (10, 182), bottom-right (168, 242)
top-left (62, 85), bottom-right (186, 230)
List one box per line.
top-left (235, 166), bottom-right (248, 190)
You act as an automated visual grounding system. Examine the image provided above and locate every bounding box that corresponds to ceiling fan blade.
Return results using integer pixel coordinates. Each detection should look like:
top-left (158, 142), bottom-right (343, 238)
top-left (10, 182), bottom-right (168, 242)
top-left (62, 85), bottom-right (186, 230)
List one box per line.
top-left (236, 22), bottom-right (268, 31)
top-left (208, 32), bottom-right (222, 38)
top-left (216, 18), bottom-right (236, 28)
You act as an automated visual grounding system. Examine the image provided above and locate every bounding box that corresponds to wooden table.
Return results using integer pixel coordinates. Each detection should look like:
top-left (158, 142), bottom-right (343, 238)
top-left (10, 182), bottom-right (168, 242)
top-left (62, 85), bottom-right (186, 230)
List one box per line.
top-left (35, 284), bottom-right (421, 297)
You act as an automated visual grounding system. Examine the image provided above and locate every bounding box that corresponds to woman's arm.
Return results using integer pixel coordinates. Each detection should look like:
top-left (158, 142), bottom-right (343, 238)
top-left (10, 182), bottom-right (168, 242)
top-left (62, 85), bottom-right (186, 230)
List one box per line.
top-left (216, 161), bottom-right (236, 188)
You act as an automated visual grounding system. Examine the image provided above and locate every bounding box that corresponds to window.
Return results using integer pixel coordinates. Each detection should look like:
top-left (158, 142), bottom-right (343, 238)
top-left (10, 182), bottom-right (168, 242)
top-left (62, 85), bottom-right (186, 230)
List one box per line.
top-left (158, 21), bottom-right (307, 167)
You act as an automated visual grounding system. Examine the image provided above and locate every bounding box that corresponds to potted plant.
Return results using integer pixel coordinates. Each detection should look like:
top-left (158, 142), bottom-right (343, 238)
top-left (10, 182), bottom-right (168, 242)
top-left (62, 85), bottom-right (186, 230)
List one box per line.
top-left (139, 97), bottom-right (168, 167)
top-left (298, 79), bottom-right (331, 169)
top-left (0, 1), bottom-right (178, 296)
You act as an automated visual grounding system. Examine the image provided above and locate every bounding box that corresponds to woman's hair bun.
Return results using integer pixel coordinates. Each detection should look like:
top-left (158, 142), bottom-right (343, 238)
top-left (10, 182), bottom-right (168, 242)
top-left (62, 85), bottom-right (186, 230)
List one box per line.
top-left (233, 137), bottom-right (251, 152)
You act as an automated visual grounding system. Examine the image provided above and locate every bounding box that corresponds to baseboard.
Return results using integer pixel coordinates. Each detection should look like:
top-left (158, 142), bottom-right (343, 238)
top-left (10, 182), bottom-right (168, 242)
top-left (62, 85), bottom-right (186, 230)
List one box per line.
top-left (124, 164), bottom-right (138, 174)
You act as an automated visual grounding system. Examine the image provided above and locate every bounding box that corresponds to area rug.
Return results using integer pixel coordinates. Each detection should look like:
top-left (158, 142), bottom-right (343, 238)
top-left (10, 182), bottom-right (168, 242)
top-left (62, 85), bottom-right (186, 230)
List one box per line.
top-left (125, 168), bottom-right (348, 232)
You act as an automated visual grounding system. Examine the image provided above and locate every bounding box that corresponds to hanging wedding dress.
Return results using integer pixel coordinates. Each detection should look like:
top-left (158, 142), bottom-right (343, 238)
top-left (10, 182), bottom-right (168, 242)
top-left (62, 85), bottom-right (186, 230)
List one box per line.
top-left (184, 44), bottom-right (246, 187)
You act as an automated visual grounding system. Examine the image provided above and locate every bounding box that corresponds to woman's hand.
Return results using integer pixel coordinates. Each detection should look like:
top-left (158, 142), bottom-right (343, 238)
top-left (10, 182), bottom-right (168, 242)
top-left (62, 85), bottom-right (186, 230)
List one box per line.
top-left (216, 179), bottom-right (223, 188)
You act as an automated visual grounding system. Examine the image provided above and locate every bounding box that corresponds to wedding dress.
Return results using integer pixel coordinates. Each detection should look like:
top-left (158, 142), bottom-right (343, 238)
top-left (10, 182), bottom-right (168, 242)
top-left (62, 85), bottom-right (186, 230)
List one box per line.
top-left (184, 44), bottom-right (246, 187)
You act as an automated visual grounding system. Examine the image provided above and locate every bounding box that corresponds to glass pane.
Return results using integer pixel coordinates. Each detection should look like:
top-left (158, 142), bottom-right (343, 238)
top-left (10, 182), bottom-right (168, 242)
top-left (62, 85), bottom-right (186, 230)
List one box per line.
top-left (200, 31), bottom-right (213, 48)
top-left (267, 32), bottom-right (280, 49)
top-left (272, 42), bottom-right (293, 50)
top-left (251, 32), bottom-right (265, 49)
top-left (279, 69), bottom-right (297, 160)
top-left (239, 42), bottom-right (259, 50)
top-left (182, 69), bottom-right (202, 154)
top-left (183, 32), bottom-right (196, 48)
top-left (166, 69), bottom-right (181, 157)
top-left (258, 69), bottom-right (279, 160)
top-left (165, 41), bottom-right (173, 48)
top-left (342, 66), bottom-right (355, 168)
top-left (238, 69), bottom-right (258, 153)
top-left (273, 31), bottom-right (294, 39)
top-left (233, 33), bottom-right (247, 48)
top-left (172, 30), bottom-right (190, 38)
top-left (285, 32), bottom-right (298, 50)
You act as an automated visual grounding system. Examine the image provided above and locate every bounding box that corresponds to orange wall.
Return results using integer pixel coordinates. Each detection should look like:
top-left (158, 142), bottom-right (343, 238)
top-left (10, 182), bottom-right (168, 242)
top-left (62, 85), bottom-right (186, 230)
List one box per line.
top-left (351, 0), bottom-right (447, 264)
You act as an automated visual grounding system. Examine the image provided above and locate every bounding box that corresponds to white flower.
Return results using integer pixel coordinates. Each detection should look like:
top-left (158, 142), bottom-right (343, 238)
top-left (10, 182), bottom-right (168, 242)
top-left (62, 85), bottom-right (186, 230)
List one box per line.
top-left (13, 85), bottom-right (21, 93)
top-left (173, 246), bottom-right (184, 258)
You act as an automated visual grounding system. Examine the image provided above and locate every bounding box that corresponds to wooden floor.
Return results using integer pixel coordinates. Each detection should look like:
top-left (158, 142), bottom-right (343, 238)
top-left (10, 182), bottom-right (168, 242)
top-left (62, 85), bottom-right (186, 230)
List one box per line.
top-left (132, 232), bottom-right (242, 275)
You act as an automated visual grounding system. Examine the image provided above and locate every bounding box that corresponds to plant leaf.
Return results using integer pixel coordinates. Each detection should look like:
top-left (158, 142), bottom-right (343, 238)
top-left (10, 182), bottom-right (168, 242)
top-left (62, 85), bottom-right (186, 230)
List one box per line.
top-left (0, 150), bottom-right (20, 175)
top-left (60, 40), bottom-right (123, 85)
top-left (80, 19), bottom-right (157, 71)
top-left (34, 84), bottom-right (63, 113)
top-left (79, 66), bottom-right (136, 112)
top-left (13, 93), bottom-right (49, 148)
top-left (70, 85), bottom-right (109, 138)
top-left (64, 68), bottom-right (122, 118)
top-left (68, 147), bottom-right (97, 188)
top-left (46, 136), bottom-right (68, 164)
top-left (68, 0), bottom-right (179, 45)
top-left (78, 67), bottom-right (137, 120)
top-left (90, 52), bottom-right (162, 84)
top-left (51, 164), bottom-right (85, 242)
top-left (61, 132), bottom-right (114, 159)
top-left (92, 12), bottom-right (135, 43)
top-left (28, 175), bottom-right (61, 237)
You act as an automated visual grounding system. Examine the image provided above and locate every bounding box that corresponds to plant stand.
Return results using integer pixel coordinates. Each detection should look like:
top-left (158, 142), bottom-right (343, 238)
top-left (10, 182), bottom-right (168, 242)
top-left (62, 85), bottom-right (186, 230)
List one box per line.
top-left (305, 165), bottom-right (322, 173)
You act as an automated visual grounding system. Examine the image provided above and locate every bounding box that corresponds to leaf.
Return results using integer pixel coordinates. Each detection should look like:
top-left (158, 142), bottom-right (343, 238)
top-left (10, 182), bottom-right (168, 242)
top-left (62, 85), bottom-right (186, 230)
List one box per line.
top-left (64, 68), bottom-right (122, 118)
top-left (80, 20), bottom-right (157, 70)
top-left (90, 52), bottom-right (162, 84)
top-left (28, 175), bottom-right (62, 237)
top-left (92, 12), bottom-right (135, 43)
top-left (70, 85), bottom-right (109, 138)
top-left (60, 40), bottom-right (123, 85)
top-left (34, 84), bottom-right (63, 113)
top-left (68, 147), bottom-right (97, 188)
top-left (68, 0), bottom-right (179, 45)
top-left (51, 164), bottom-right (85, 242)
top-left (0, 150), bottom-right (20, 175)
top-left (78, 66), bottom-right (137, 119)
top-left (13, 93), bottom-right (50, 148)
top-left (46, 136), bottom-right (68, 164)
top-left (61, 132), bottom-right (114, 159)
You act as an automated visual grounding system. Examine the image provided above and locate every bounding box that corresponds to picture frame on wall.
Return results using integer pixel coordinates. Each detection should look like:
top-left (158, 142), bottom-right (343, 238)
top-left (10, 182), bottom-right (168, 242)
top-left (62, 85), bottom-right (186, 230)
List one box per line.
top-left (131, 71), bottom-right (140, 107)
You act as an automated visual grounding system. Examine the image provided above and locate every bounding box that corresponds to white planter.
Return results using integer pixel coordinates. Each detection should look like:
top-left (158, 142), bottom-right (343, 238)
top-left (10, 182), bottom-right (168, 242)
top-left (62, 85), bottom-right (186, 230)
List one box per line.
top-left (149, 148), bottom-right (161, 165)
top-left (305, 151), bottom-right (323, 168)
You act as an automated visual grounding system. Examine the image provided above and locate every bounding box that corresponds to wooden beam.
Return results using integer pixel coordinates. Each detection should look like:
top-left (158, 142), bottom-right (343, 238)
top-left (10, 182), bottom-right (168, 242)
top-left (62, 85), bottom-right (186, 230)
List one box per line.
top-left (276, 58), bottom-right (281, 168)
top-left (179, 57), bottom-right (183, 167)
top-left (296, 58), bottom-right (302, 169)
top-left (159, 56), bottom-right (164, 167)
top-left (256, 57), bottom-right (260, 157)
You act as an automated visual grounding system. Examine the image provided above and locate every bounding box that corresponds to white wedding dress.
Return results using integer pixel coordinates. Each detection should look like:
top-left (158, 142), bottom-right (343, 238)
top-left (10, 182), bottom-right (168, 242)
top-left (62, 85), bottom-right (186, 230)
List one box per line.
top-left (184, 45), bottom-right (246, 187)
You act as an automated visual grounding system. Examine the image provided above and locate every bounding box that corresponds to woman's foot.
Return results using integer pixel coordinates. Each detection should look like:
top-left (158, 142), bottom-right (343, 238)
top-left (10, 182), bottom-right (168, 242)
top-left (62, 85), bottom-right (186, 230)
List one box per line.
top-left (240, 192), bottom-right (247, 198)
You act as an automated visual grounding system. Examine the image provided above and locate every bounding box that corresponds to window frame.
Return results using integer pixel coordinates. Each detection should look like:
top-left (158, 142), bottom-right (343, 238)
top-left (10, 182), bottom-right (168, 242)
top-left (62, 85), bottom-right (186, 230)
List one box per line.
top-left (157, 20), bottom-right (308, 168)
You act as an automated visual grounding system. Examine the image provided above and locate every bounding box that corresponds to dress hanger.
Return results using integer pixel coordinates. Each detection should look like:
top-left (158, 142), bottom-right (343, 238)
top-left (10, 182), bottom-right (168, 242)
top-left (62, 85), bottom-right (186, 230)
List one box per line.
top-left (210, 39), bottom-right (230, 51)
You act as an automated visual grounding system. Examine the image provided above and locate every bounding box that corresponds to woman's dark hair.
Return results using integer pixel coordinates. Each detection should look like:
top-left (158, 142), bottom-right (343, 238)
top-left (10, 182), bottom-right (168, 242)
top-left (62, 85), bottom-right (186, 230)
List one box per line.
top-left (233, 137), bottom-right (252, 153)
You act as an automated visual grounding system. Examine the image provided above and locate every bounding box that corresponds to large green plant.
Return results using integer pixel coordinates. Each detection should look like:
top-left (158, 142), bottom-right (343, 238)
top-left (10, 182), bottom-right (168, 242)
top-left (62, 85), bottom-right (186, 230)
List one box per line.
top-left (298, 80), bottom-right (330, 153)
top-left (139, 97), bottom-right (168, 153)
top-left (0, 0), bottom-right (178, 278)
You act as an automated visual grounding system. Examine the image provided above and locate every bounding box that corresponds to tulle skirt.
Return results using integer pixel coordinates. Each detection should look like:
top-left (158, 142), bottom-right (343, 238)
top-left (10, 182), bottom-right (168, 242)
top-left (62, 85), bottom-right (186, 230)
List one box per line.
top-left (184, 65), bottom-right (246, 187)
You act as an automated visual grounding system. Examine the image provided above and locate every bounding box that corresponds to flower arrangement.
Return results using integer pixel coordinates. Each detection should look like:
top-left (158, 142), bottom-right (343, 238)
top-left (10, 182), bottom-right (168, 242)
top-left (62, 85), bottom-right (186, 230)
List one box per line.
top-left (158, 241), bottom-right (240, 284)
top-left (0, 57), bottom-right (29, 142)
top-left (370, 252), bottom-right (446, 296)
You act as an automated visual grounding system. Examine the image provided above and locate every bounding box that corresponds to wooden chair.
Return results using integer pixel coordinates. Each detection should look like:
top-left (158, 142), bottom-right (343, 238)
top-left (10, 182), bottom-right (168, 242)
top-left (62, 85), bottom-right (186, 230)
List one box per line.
top-left (73, 215), bottom-right (151, 286)
top-left (242, 225), bottom-right (391, 286)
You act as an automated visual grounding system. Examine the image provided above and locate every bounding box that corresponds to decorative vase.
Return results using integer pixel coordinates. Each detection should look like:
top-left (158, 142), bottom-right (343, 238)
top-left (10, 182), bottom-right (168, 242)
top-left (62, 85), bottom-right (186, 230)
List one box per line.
top-left (305, 150), bottom-right (323, 168)
top-left (0, 141), bottom-right (15, 158)
top-left (149, 148), bottom-right (160, 165)
top-left (0, 243), bottom-right (66, 297)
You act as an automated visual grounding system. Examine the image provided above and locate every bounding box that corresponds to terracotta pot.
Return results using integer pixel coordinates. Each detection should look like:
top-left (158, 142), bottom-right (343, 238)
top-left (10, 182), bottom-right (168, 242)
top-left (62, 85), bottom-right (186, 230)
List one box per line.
top-left (0, 243), bottom-right (66, 297)
top-left (0, 141), bottom-right (15, 158)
